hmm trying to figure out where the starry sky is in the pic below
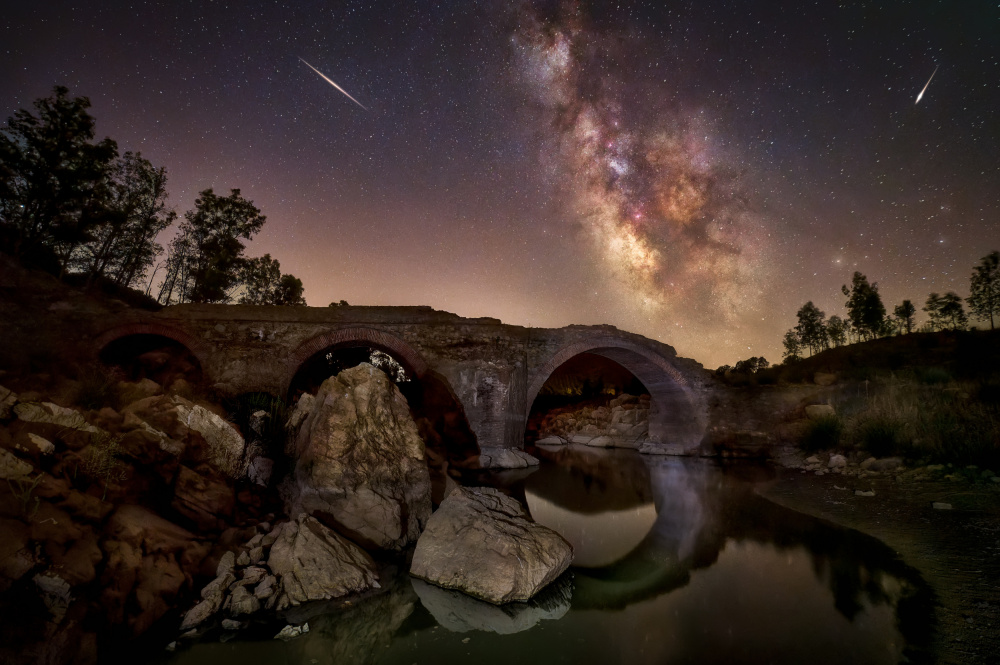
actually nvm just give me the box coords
[2,1,998,369]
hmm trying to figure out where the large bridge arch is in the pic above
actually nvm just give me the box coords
[526,336,706,450]
[283,326,431,397]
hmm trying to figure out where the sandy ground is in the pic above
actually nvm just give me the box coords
[759,468,1000,664]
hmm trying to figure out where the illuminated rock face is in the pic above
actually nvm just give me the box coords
[410,487,573,604]
[288,363,432,551]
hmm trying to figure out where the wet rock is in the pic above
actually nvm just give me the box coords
[221,618,243,631]
[535,436,564,445]
[267,514,379,608]
[180,595,223,631]
[410,487,573,604]
[804,404,835,420]
[412,575,572,634]
[288,364,431,550]
[274,623,309,640]
[476,447,540,469]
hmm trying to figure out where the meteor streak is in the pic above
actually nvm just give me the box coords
[915,65,938,105]
[298,57,369,111]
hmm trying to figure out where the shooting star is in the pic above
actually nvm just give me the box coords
[298,57,369,111]
[915,65,938,105]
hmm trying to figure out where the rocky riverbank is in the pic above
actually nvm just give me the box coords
[761,449,1000,665]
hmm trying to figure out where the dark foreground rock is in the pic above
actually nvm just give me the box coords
[409,486,573,604]
[287,364,431,551]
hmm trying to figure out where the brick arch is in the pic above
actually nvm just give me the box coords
[526,336,704,449]
[93,322,212,371]
[284,327,430,394]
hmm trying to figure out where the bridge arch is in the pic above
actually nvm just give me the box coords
[526,336,705,449]
[94,322,212,376]
[283,326,430,396]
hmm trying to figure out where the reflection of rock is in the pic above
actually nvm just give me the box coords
[533,394,650,447]
[283,570,417,665]
[412,575,572,634]
[410,487,573,604]
[288,364,431,550]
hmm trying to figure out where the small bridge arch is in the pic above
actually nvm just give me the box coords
[526,335,705,449]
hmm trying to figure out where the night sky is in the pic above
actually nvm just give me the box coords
[3,1,998,369]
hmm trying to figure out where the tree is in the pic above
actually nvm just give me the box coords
[826,315,848,347]
[77,151,175,287]
[795,301,827,356]
[0,86,118,272]
[782,330,802,362]
[842,272,886,341]
[893,300,916,335]
[733,357,769,373]
[157,188,266,304]
[924,292,968,331]
[238,254,306,305]
[968,250,1000,330]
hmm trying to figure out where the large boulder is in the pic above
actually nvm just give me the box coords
[267,515,379,609]
[410,487,573,604]
[13,402,101,434]
[288,364,431,550]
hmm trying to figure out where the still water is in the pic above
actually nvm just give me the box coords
[162,445,933,665]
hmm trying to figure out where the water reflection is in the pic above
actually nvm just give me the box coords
[163,448,934,665]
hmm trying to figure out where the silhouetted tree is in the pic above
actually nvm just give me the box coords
[795,301,828,356]
[893,300,916,335]
[157,188,266,304]
[842,272,886,341]
[77,152,175,287]
[734,356,769,373]
[826,315,848,347]
[924,292,968,331]
[782,330,802,362]
[238,254,306,305]
[0,86,117,272]
[968,250,1000,330]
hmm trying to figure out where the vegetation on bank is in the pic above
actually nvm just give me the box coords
[0,86,306,306]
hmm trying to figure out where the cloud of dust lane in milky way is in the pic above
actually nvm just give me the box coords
[508,3,774,342]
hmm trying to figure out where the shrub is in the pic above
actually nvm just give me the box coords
[915,366,951,385]
[856,415,907,458]
[75,367,121,410]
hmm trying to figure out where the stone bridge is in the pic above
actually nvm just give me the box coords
[92,305,712,456]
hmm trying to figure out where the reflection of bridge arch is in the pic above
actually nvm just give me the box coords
[94,322,213,372]
[526,336,702,448]
[284,326,431,395]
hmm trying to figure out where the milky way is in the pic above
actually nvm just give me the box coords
[511,4,772,350]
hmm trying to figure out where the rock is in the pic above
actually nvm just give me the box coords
[33,573,73,623]
[813,372,837,386]
[869,457,903,472]
[201,571,236,602]
[0,518,34,588]
[804,404,835,420]
[855,490,876,497]
[804,455,820,464]
[274,623,309,640]
[288,364,431,550]
[216,551,236,577]
[241,566,267,585]
[0,448,32,479]
[179,596,222,631]
[534,436,564,445]
[174,402,245,478]
[171,465,234,531]
[228,585,260,616]
[932,502,953,510]
[247,456,274,486]
[221,619,243,631]
[14,402,101,434]
[827,454,847,469]
[993,477,1000,483]
[476,447,540,469]
[266,515,379,608]
[585,436,615,448]
[236,550,250,566]
[0,384,17,419]
[860,457,877,470]
[569,435,593,444]
[410,487,573,604]
[27,433,55,454]
[118,379,161,405]
[412,576,572,634]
